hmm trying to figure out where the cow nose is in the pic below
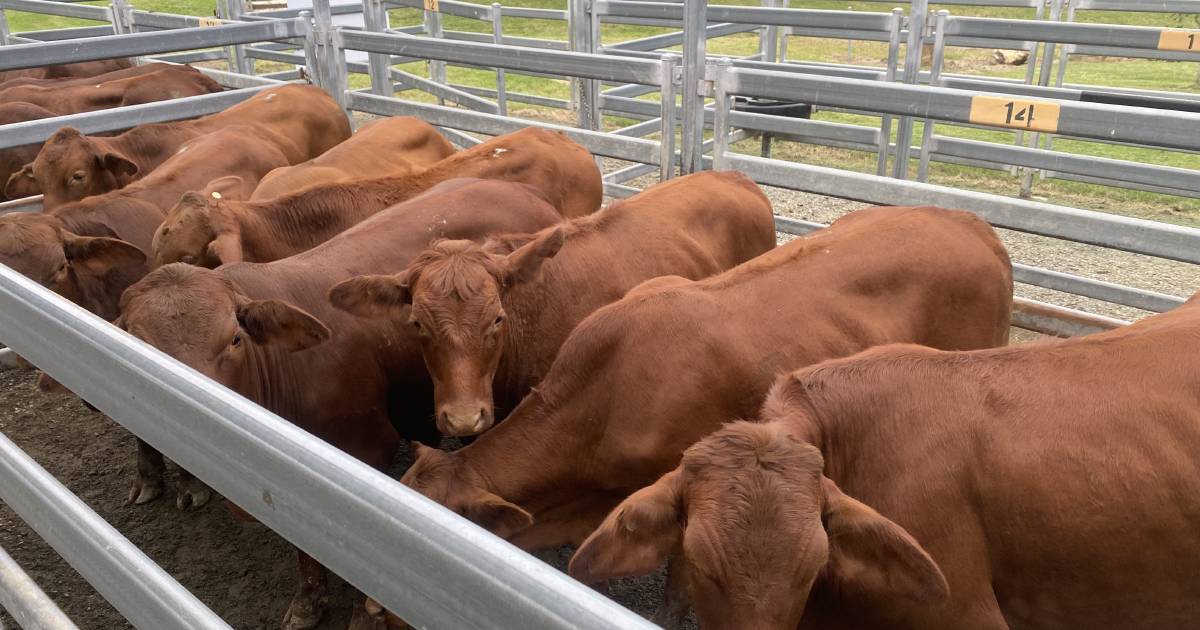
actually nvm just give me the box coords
[438,404,492,436]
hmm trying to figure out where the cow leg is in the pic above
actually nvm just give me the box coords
[651,558,690,630]
[174,465,212,511]
[126,439,166,505]
[281,549,328,630]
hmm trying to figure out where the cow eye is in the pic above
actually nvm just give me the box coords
[231,333,242,347]
[411,319,429,337]
[490,314,505,331]
[70,172,84,182]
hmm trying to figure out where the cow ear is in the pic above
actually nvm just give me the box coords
[465,488,533,540]
[821,477,949,603]
[569,469,683,584]
[202,175,246,200]
[101,151,138,180]
[62,233,146,276]
[328,273,412,317]
[235,299,331,352]
[205,202,244,266]
[502,226,564,287]
[4,163,35,198]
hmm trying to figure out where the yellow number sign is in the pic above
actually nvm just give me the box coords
[197,16,222,27]
[968,95,1061,133]
[1159,29,1200,52]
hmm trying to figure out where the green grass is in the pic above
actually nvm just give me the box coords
[10,0,1200,223]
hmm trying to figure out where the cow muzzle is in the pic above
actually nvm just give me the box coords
[436,403,494,437]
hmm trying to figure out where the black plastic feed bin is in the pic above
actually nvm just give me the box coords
[733,97,813,159]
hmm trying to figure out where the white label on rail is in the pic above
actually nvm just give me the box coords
[1159,29,1200,52]
[968,96,1061,133]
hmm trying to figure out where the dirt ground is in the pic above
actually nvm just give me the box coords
[0,364,679,630]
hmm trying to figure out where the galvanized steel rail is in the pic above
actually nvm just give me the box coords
[0,544,76,630]
[0,426,230,630]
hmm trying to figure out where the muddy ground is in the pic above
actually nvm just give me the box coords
[0,363,677,629]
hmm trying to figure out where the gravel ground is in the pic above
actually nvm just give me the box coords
[1,140,1197,630]
[0,365,684,630]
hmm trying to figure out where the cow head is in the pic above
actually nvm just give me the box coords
[153,177,246,268]
[0,213,146,320]
[118,264,331,389]
[401,442,532,539]
[569,422,948,630]
[328,227,565,437]
[20,127,139,209]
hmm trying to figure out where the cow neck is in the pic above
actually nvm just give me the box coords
[238,174,438,259]
[222,270,313,419]
[108,124,181,172]
[455,387,587,504]
[493,259,569,409]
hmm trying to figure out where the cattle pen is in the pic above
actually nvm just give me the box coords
[0,0,1198,627]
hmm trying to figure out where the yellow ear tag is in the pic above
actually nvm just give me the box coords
[210,191,222,199]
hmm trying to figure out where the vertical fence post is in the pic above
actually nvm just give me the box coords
[570,0,598,130]
[424,1,446,105]
[109,0,131,35]
[916,9,947,182]
[312,0,348,110]
[876,7,903,176]
[300,10,323,87]
[711,58,733,172]
[758,0,778,62]
[680,0,708,174]
[1020,0,1064,198]
[0,7,11,45]
[1011,0,1047,166]
[220,0,254,75]
[363,0,393,95]
[658,53,678,181]
[892,0,927,180]
[1044,0,1077,158]
[492,3,508,116]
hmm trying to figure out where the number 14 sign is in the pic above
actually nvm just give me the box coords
[968,95,1061,133]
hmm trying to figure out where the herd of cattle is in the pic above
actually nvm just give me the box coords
[1,60,1198,630]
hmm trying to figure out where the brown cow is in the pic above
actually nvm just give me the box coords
[0,62,187,96]
[0,65,221,115]
[331,171,777,436]
[392,205,1011,626]
[0,125,291,321]
[573,295,1200,629]
[0,58,132,84]
[116,178,564,630]
[250,116,455,199]
[0,102,55,201]
[9,84,350,210]
[151,127,602,268]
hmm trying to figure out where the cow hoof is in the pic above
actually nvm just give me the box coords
[281,593,325,630]
[175,485,211,511]
[125,476,165,506]
[347,599,386,630]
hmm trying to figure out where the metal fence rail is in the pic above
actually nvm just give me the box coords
[0,543,76,630]
[0,421,230,629]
